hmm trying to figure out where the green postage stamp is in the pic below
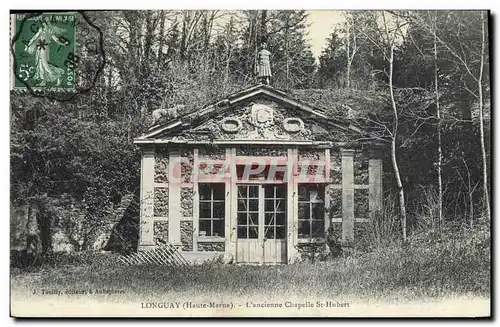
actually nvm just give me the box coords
[11,13,76,90]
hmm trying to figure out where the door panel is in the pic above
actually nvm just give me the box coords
[236,239,260,264]
[263,239,286,264]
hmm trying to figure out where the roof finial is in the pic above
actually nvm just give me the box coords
[255,42,272,85]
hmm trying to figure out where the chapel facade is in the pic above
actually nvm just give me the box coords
[134,84,383,264]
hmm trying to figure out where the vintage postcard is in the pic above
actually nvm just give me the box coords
[9,9,491,318]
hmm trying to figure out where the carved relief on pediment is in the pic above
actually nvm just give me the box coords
[282,117,304,133]
[218,101,311,141]
[221,117,243,133]
[248,103,274,128]
[170,100,314,142]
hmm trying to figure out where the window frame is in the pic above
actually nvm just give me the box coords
[263,185,287,240]
[297,184,326,239]
[237,185,260,239]
[198,183,226,238]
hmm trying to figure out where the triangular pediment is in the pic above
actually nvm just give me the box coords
[135,85,366,145]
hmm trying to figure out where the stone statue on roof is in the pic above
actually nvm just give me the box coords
[255,43,272,85]
[151,104,186,126]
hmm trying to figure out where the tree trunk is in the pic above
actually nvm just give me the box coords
[180,11,188,61]
[478,12,490,220]
[157,11,166,66]
[469,191,474,228]
[285,28,289,89]
[346,60,351,88]
[224,18,234,87]
[144,11,154,62]
[260,10,267,43]
[392,139,407,242]
[468,173,474,228]
[434,23,443,229]
[26,203,41,257]
[36,203,53,255]
[225,46,232,86]
[346,22,351,88]
[388,45,407,242]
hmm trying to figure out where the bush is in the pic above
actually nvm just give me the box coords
[352,219,490,296]
[355,195,400,252]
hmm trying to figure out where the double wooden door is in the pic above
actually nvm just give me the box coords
[236,184,287,264]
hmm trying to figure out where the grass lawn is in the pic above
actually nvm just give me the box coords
[10,224,490,317]
[11,227,490,303]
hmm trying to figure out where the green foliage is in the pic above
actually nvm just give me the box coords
[354,222,490,296]
[317,30,346,88]
[317,11,386,89]
[291,87,390,117]
[356,196,400,251]
[10,92,142,253]
[266,11,316,89]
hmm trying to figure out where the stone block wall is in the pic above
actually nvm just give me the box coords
[181,149,194,184]
[327,188,342,220]
[354,149,369,185]
[148,146,227,253]
[236,146,287,157]
[199,146,226,160]
[181,188,193,218]
[154,148,169,183]
[198,243,225,252]
[153,221,169,245]
[152,147,170,248]
[298,149,326,161]
[180,221,193,251]
[330,149,342,183]
[326,147,381,247]
[297,149,326,177]
[143,145,382,257]
[328,222,343,243]
[153,188,169,217]
[354,189,369,218]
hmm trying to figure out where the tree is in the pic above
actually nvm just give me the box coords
[317,30,346,88]
[432,13,443,228]
[235,10,316,89]
[413,11,490,220]
[400,11,444,228]
[10,93,144,253]
[355,11,409,241]
[344,12,359,88]
[317,11,386,89]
